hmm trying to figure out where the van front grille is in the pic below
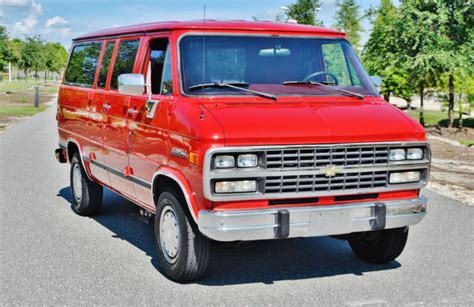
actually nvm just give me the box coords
[264,171,389,194]
[265,145,390,170]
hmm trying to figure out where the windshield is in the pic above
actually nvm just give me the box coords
[180,35,378,97]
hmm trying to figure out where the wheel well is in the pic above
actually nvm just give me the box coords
[153,175,195,220]
[67,142,79,163]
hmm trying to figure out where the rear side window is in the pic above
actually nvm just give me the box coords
[97,42,115,88]
[65,43,102,86]
[110,39,140,90]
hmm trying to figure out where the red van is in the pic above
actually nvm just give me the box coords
[56,20,430,281]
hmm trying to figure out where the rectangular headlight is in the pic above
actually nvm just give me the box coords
[214,155,235,168]
[389,149,406,161]
[237,154,258,168]
[407,148,423,160]
[389,171,421,184]
[215,180,257,193]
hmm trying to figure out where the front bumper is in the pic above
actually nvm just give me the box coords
[198,196,427,242]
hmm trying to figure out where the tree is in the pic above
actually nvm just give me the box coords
[286,0,323,26]
[0,25,11,72]
[44,42,68,81]
[8,39,23,80]
[363,0,415,104]
[439,0,473,128]
[20,36,46,80]
[333,0,363,50]
[393,1,449,127]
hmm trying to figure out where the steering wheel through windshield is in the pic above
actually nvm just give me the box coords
[303,71,339,86]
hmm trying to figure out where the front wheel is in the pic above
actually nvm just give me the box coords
[348,227,409,263]
[70,153,103,216]
[154,190,210,282]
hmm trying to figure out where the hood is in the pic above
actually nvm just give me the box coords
[203,97,425,146]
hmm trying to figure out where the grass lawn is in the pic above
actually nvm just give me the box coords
[0,80,36,93]
[407,110,473,128]
[0,105,47,117]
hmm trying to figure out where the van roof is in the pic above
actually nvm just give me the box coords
[73,20,345,42]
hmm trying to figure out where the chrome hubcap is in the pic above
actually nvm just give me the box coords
[72,164,82,201]
[159,204,180,264]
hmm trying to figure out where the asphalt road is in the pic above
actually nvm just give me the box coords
[1,105,473,306]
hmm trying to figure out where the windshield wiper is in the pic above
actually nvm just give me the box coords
[188,82,277,101]
[282,80,364,100]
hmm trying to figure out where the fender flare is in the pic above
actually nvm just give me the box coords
[151,167,199,223]
[66,138,93,181]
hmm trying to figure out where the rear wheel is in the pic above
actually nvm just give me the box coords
[154,190,210,282]
[348,227,409,263]
[70,153,103,216]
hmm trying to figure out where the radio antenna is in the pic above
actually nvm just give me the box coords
[200,4,206,120]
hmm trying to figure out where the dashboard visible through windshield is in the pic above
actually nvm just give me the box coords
[179,35,378,97]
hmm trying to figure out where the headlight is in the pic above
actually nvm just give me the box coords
[237,154,258,168]
[407,148,423,160]
[389,149,406,161]
[215,180,257,193]
[389,171,421,184]
[214,155,235,168]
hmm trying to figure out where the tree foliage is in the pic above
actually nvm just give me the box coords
[363,0,415,102]
[333,0,363,50]
[286,0,323,26]
[0,26,11,71]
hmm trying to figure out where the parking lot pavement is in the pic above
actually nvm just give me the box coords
[1,106,473,305]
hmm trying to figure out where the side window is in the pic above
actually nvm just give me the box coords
[110,39,140,90]
[161,47,173,95]
[65,42,102,86]
[322,43,361,87]
[97,41,115,88]
[147,38,173,95]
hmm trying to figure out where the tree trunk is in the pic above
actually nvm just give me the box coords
[407,99,412,110]
[383,91,390,102]
[44,70,48,83]
[419,85,425,127]
[8,62,12,82]
[24,68,28,81]
[448,73,455,128]
[458,93,463,129]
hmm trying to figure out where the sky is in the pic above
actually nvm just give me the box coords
[0,0,385,48]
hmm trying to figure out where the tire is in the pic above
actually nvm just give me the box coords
[70,153,103,216]
[154,190,210,282]
[348,227,409,263]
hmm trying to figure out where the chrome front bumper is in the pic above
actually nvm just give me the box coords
[198,197,427,242]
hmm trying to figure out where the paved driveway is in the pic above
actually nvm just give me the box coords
[1,106,473,305]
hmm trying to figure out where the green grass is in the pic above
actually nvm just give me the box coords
[0,105,47,117]
[459,139,474,147]
[0,80,36,93]
[408,110,474,128]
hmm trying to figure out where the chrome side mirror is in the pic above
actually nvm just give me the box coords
[118,74,145,96]
[370,76,382,92]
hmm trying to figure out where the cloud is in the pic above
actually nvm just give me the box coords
[31,1,42,15]
[12,13,38,33]
[46,16,68,27]
[0,0,30,6]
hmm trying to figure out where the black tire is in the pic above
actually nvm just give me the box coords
[70,153,103,216]
[154,190,210,282]
[348,227,409,263]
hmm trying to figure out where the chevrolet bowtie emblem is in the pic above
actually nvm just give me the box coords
[321,165,341,177]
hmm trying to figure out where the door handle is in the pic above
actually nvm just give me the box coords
[103,103,111,112]
[127,108,139,115]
